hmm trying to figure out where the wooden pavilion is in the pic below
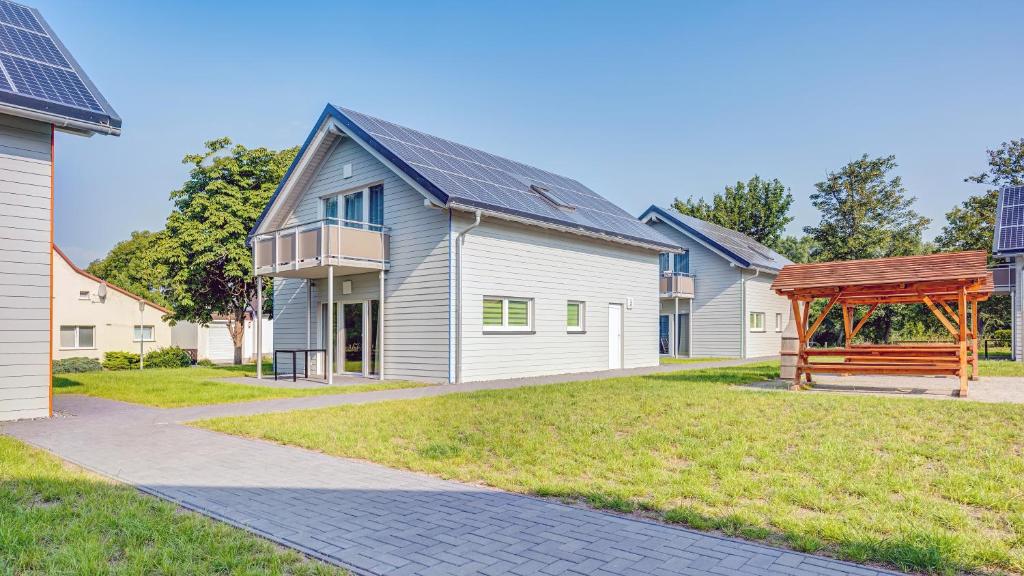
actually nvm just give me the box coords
[771,251,994,397]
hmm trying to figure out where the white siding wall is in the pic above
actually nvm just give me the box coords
[272,136,450,382]
[647,221,743,358]
[0,115,51,421]
[457,213,660,381]
[743,271,789,358]
[1016,255,1023,362]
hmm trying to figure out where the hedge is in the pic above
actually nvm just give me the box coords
[102,351,140,371]
[143,346,192,369]
[52,356,102,374]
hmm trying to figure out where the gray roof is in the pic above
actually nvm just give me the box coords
[325,105,676,249]
[640,205,792,272]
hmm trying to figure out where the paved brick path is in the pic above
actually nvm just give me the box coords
[3,361,904,576]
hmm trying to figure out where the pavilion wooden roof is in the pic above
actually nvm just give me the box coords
[772,251,994,302]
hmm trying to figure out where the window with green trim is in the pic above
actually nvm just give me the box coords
[566,301,584,331]
[482,297,533,332]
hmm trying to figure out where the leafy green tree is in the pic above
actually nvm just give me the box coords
[803,154,931,343]
[935,190,999,254]
[804,154,930,262]
[965,138,1024,188]
[672,175,793,250]
[159,138,297,364]
[86,230,170,308]
[776,235,817,264]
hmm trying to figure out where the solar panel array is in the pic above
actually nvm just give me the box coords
[0,0,110,122]
[996,185,1024,254]
[669,210,792,271]
[336,106,677,247]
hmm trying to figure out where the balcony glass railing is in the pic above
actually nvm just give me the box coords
[991,264,1016,291]
[254,218,390,275]
[660,271,695,296]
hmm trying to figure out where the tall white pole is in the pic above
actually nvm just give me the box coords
[138,303,144,370]
[673,297,679,358]
[379,269,385,381]
[256,275,263,379]
[327,266,334,385]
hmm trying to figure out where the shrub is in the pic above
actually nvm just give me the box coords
[52,356,102,374]
[143,346,193,369]
[103,351,139,371]
[991,329,1011,343]
[197,359,216,367]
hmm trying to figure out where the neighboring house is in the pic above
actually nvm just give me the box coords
[52,246,170,361]
[172,316,273,364]
[249,104,677,384]
[992,184,1023,362]
[0,1,120,421]
[639,206,792,359]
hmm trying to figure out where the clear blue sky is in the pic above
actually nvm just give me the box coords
[38,0,1024,265]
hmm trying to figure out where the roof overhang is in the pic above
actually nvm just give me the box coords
[640,205,760,269]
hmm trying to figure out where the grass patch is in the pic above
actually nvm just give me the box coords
[0,436,344,575]
[659,357,730,365]
[54,364,427,408]
[198,363,1024,574]
[979,359,1024,377]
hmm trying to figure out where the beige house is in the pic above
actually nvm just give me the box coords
[52,246,171,361]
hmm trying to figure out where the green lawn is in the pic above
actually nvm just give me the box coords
[55,365,427,408]
[979,359,1024,377]
[198,363,1024,575]
[660,357,731,365]
[0,436,343,575]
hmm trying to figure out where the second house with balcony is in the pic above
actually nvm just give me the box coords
[249,105,679,384]
[640,206,792,359]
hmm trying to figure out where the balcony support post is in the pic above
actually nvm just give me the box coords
[672,297,679,358]
[327,266,334,386]
[379,269,385,381]
[256,275,263,380]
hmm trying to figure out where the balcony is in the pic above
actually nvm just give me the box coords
[660,272,695,298]
[991,264,1016,294]
[254,218,390,278]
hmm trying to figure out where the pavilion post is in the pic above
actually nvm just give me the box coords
[790,299,805,390]
[958,287,968,397]
[841,305,852,345]
[970,299,979,380]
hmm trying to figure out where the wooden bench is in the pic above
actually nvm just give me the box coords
[799,345,972,385]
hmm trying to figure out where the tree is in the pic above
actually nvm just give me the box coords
[776,235,817,264]
[964,138,1024,188]
[803,154,931,343]
[86,230,170,308]
[672,175,793,250]
[804,154,930,262]
[159,137,297,364]
[935,190,999,254]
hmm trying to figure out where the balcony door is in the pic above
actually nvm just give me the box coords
[322,299,380,377]
[323,184,384,230]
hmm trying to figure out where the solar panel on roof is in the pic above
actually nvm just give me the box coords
[0,0,119,131]
[333,105,674,248]
[995,185,1024,254]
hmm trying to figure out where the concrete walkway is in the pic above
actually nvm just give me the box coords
[3,358,905,576]
[746,374,1024,403]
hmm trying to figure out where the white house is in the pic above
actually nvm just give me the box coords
[0,1,120,421]
[249,105,678,384]
[993,184,1023,362]
[172,316,273,364]
[52,246,171,361]
[639,206,792,359]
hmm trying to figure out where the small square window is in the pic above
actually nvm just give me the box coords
[567,301,585,332]
[78,290,90,300]
[775,313,782,332]
[749,312,766,332]
[133,325,155,342]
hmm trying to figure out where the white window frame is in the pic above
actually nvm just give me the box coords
[132,325,156,342]
[78,290,90,300]
[566,300,586,333]
[775,312,783,332]
[321,182,384,226]
[749,312,766,333]
[482,296,534,333]
[60,325,95,350]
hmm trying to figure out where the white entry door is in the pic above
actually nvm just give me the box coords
[608,304,623,369]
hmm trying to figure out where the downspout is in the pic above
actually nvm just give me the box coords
[739,267,760,359]
[455,210,482,384]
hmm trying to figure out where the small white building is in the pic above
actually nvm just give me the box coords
[0,1,120,421]
[52,246,172,360]
[993,184,1023,362]
[250,105,677,384]
[172,316,273,364]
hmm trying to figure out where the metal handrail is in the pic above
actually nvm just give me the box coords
[255,218,392,238]
[661,270,694,277]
